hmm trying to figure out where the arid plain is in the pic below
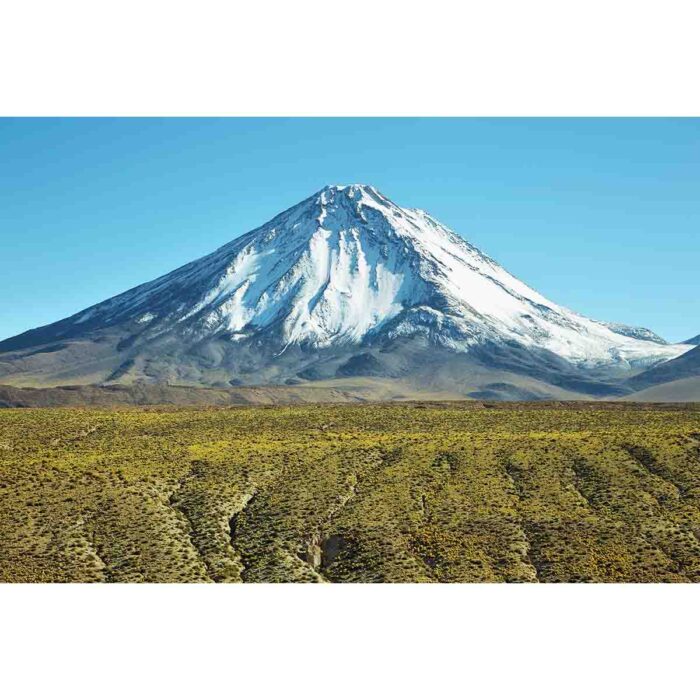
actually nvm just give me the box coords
[2,402,699,583]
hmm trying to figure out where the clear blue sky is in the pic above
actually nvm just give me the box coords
[1,118,698,343]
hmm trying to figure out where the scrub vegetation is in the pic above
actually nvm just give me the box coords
[1,402,699,583]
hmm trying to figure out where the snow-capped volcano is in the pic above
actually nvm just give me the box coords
[0,184,690,393]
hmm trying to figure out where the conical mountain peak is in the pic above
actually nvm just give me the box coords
[313,183,395,218]
[0,186,690,390]
[318,183,381,197]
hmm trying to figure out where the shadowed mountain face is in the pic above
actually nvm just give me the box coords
[0,185,692,397]
[683,334,700,346]
[628,344,700,393]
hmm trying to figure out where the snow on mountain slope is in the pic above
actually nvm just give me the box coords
[598,322,668,345]
[0,184,690,386]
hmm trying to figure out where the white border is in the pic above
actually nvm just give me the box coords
[1,0,699,116]
[2,583,698,698]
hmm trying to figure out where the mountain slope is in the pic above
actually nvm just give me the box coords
[627,344,700,393]
[625,377,700,402]
[0,184,690,394]
[599,322,667,344]
[682,334,700,346]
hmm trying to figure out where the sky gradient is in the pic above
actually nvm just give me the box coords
[1,118,698,343]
